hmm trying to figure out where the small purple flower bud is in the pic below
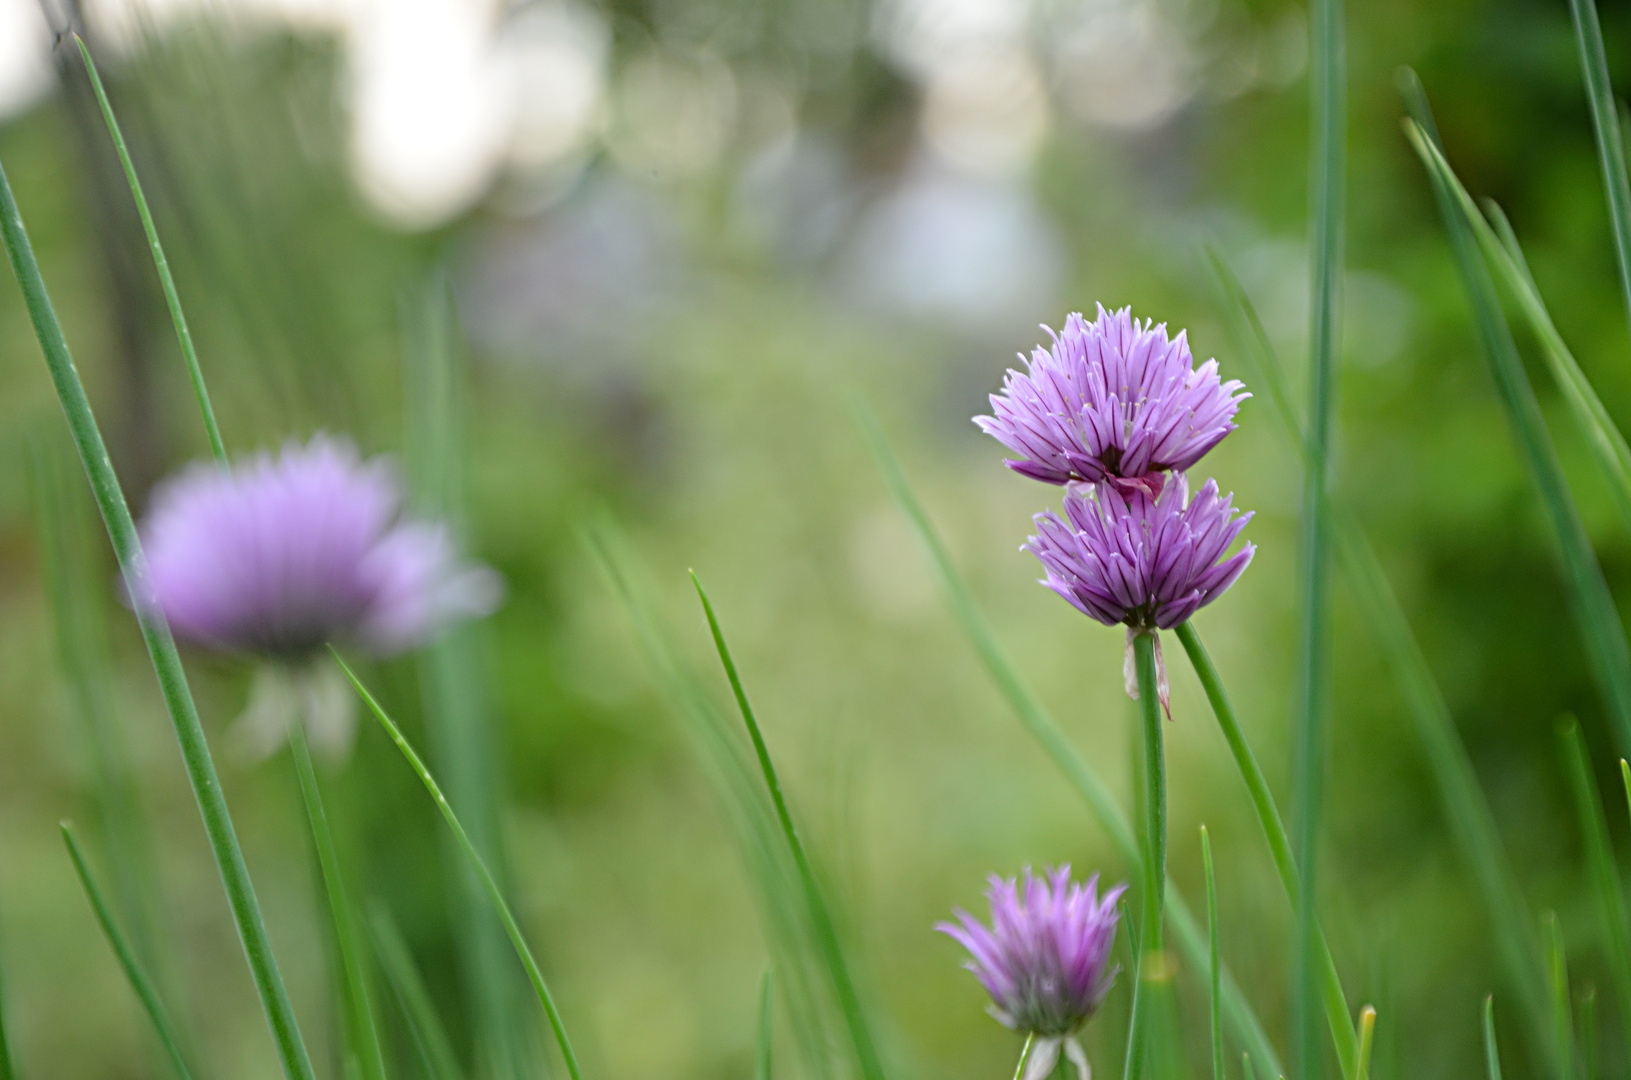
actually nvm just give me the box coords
[938,866,1126,1040]
[139,435,501,659]
[975,305,1248,492]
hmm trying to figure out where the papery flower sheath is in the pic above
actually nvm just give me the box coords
[976,305,1248,494]
[1026,474,1254,707]
[939,866,1126,1080]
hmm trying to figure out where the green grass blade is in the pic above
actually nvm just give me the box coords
[1405,90,1631,798]
[368,903,466,1080]
[1484,997,1504,1080]
[1297,0,1344,1074]
[288,725,386,1080]
[1133,632,1166,962]
[72,35,225,465]
[61,823,194,1080]
[1176,622,1357,1076]
[331,651,582,1080]
[584,521,841,1079]
[1209,236,1559,1074]
[0,146,316,1080]
[1543,914,1576,1080]
[28,434,164,974]
[1121,947,1145,1080]
[1202,827,1222,1080]
[1576,985,1596,1080]
[1566,0,1631,350]
[1556,721,1631,1039]
[859,409,1285,1080]
[403,276,534,1080]
[755,971,773,1080]
[1012,1033,1036,1080]
[690,574,887,1080]
[1354,1008,1374,1080]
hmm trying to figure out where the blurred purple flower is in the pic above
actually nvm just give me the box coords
[1026,474,1253,709]
[939,866,1125,1080]
[140,436,501,659]
[976,305,1247,493]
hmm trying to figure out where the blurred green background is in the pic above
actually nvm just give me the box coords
[2,0,1631,1077]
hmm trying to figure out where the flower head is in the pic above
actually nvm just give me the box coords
[139,436,501,659]
[939,867,1125,1079]
[975,305,1248,493]
[1026,474,1254,634]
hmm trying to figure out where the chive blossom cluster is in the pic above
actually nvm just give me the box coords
[978,305,1255,709]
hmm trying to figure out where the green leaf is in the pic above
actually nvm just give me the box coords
[71,35,225,465]
[1209,235,1559,1078]
[1175,622,1358,1077]
[0,135,316,1080]
[62,823,194,1080]
[368,902,466,1080]
[1566,0,1631,351]
[1543,914,1576,1080]
[288,725,386,1080]
[690,573,887,1080]
[332,652,583,1080]
[1484,997,1505,1080]
[858,408,1284,1080]
[1556,721,1631,1041]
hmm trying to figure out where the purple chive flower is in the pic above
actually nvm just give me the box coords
[939,867,1126,1080]
[140,436,501,659]
[975,305,1248,494]
[1026,474,1254,708]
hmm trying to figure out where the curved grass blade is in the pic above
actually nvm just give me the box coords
[1296,0,1345,1069]
[1176,622,1358,1077]
[72,34,225,465]
[691,573,887,1080]
[368,903,466,1080]
[62,823,194,1080]
[1557,721,1631,1040]
[858,408,1285,1080]
[0,147,316,1080]
[1484,997,1505,1080]
[1202,827,1222,1080]
[755,971,774,1080]
[1566,0,1631,351]
[288,725,386,1080]
[331,651,582,1080]
[1211,236,1560,1077]
[584,521,841,1080]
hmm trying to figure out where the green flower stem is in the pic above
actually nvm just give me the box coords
[288,724,386,1080]
[330,649,584,1080]
[62,823,194,1080]
[1133,633,1165,959]
[691,574,887,1080]
[0,154,316,1080]
[1175,621,1358,1078]
[72,35,225,466]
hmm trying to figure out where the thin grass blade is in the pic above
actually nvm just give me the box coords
[1354,1008,1375,1080]
[72,35,224,465]
[368,903,467,1080]
[1012,1033,1036,1080]
[1296,0,1345,1072]
[1215,204,1566,1077]
[1202,826,1222,1080]
[584,521,840,1079]
[1543,914,1576,1080]
[331,651,582,1080]
[1484,997,1504,1080]
[1556,720,1631,1039]
[1566,0,1631,351]
[1576,985,1596,1080]
[0,144,316,1080]
[403,277,535,1080]
[858,408,1284,1080]
[755,971,774,1080]
[289,725,387,1080]
[62,823,193,1080]
[1176,622,1357,1076]
[690,573,887,1080]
